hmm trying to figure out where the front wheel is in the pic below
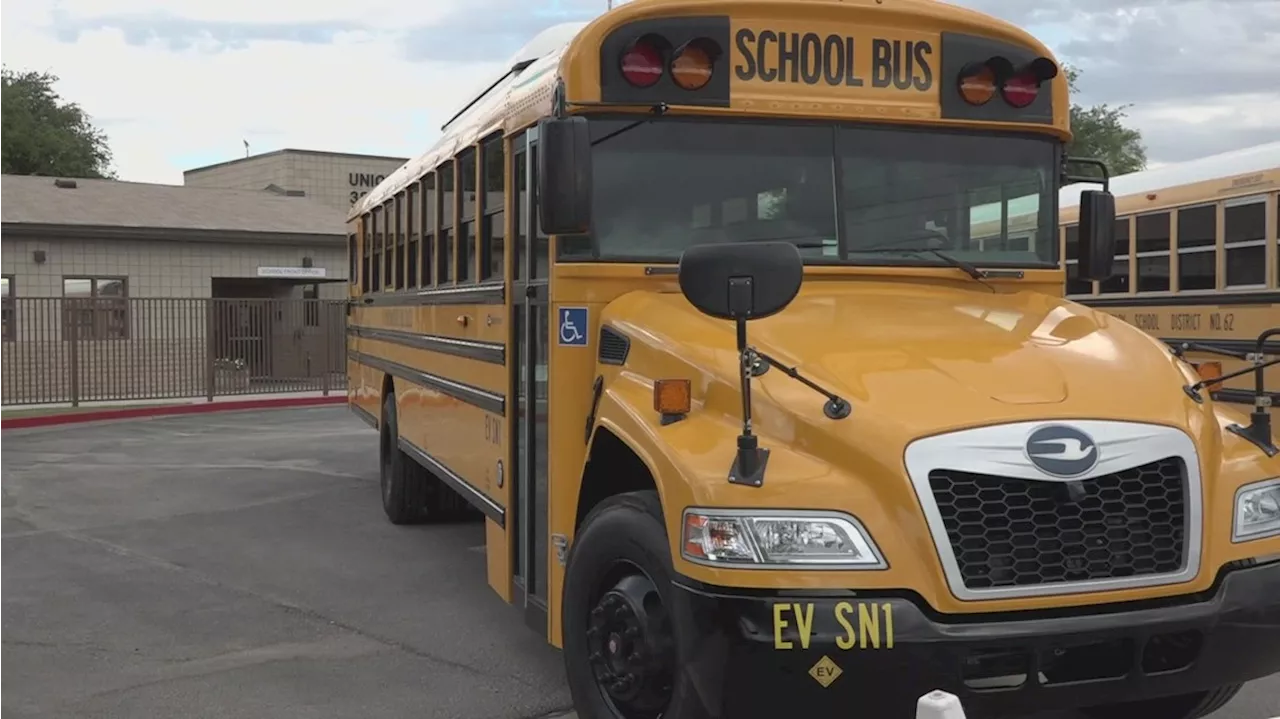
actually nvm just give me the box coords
[561,491,708,719]
[1082,684,1242,719]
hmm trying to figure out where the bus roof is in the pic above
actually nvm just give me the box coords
[1059,140,1280,210]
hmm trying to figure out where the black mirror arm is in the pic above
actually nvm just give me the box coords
[1063,156,1112,192]
[1171,341,1248,361]
[750,348,852,420]
[1186,356,1280,397]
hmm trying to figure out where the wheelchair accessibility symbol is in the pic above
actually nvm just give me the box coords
[558,307,588,347]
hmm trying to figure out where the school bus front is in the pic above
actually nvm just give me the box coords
[346,0,1280,717]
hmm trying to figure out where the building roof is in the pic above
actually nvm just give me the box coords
[183,148,409,176]
[1,174,347,237]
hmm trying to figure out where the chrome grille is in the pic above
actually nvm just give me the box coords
[927,457,1187,590]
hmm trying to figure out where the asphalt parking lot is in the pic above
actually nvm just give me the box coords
[2,406,1277,719]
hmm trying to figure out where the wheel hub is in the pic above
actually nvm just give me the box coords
[586,572,674,715]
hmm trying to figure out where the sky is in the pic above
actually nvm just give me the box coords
[2,0,1277,184]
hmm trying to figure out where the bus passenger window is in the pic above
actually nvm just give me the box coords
[383,200,396,290]
[1177,204,1216,291]
[439,161,455,284]
[458,148,477,284]
[422,174,436,286]
[372,207,383,291]
[395,194,406,290]
[407,184,419,288]
[1224,196,1267,288]
[480,134,505,281]
[361,215,371,292]
[1100,218,1130,294]
[1063,225,1091,295]
[1135,213,1170,293]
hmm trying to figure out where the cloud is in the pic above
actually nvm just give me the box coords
[1,0,1275,184]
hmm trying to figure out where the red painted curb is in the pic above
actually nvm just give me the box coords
[1,395,347,430]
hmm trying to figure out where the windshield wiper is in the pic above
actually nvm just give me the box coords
[848,247,986,280]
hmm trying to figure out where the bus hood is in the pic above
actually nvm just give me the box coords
[604,281,1206,443]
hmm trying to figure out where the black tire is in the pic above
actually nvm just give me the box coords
[379,390,480,525]
[379,392,429,524]
[561,490,709,719]
[1082,684,1243,719]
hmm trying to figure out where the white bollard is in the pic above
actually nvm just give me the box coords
[916,689,967,719]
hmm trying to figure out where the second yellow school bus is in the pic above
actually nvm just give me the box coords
[1059,143,1280,413]
[346,1,1280,717]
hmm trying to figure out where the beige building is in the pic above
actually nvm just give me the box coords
[184,149,409,213]
[1,174,351,405]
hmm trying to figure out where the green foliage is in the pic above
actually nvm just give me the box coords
[1063,65,1147,177]
[2,67,116,179]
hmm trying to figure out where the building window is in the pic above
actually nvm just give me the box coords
[1176,204,1216,291]
[407,184,420,288]
[439,161,455,284]
[63,276,129,340]
[1063,225,1090,295]
[1224,195,1267,288]
[421,173,436,286]
[1099,217,1130,294]
[458,148,477,283]
[2,275,14,342]
[1134,212,1170,293]
[480,133,505,281]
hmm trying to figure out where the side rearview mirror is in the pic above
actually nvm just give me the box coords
[536,116,592,236]
[1077,189,1117,281]
[677,242,804,488]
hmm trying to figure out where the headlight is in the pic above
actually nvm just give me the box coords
[681,508,886,569]
[1233,478,1280,542]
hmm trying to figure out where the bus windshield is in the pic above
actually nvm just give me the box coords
[566,117,1059,268]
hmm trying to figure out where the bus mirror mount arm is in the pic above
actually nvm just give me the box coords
[1223,327,1280,457]
[1064,156,1118,283]
[676,242,806,488]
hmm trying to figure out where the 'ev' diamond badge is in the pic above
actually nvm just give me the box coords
[808,655,843,688]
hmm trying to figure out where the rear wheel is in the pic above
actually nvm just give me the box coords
[561,491,708,719]
[1082,684,1242,719]
[378,391,481,524]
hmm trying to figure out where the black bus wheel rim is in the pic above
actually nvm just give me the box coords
[585,560,675,718]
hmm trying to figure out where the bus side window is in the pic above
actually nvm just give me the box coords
[383,200,396,290]
[480,133,505,282]
[372,206,383,291]
[422,173,437,286]
[407,183,419,288]
[395,192,406,290]
[1135,212,1171,293]
[361,215,371,293]
[458,148,478,284]
[439,161,455,284]
[348,232,358,294]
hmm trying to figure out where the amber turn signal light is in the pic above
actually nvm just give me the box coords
[957,62,997,105]
[653,378,692,415]
[1192,361,1224,392]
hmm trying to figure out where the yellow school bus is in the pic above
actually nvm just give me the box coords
[345,1,1280,717]
[1059,143,1280,416]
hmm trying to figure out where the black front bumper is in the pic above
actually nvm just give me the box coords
[669,561,1280,717]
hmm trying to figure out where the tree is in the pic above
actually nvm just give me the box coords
[1064,65,1147,176]
[2,67,116,179]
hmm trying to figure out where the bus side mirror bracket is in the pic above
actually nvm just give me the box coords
[1063,156,1117,282]
[677,242,804,487]
[537,116,592,236]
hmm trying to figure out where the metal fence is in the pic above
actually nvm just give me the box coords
[1,298,348,406]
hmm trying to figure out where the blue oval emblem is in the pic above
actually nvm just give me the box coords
[1024,425,1099,478]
